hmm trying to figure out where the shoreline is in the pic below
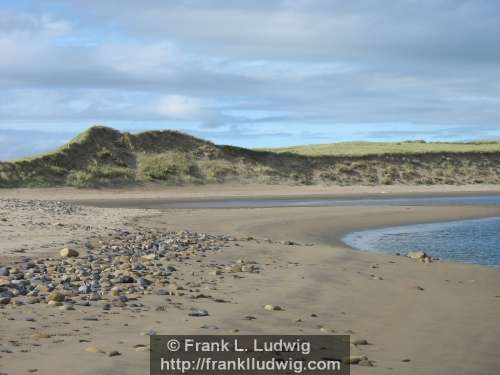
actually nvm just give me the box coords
[131,204,500,252]
[340,215,500,268]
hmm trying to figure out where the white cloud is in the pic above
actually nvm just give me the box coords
[0,10,69,39]
[94,42,179,77]
[157,95,205,120]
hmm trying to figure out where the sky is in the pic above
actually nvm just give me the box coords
[1,0,500,160]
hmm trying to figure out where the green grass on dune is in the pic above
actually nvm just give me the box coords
[3,126,500,188]
[261,140,500,156]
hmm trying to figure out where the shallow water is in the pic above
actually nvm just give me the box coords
[158,194,500,208]
[342,216,500,267]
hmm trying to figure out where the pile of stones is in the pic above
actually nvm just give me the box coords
[0,199,83,216]
[0,228,240,308]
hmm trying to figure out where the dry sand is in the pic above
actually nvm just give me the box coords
[1,184,500,375]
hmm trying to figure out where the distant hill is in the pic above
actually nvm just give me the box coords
[262,140,500,156]
[1,126,500,187]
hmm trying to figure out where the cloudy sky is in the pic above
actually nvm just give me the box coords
[1,0,500,160]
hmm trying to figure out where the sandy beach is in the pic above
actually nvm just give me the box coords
[1,185,500,375]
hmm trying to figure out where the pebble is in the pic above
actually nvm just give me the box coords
[108,350,121,357]
[264,304,283,311]
[59,247,79,258]
[189,308,209,317]
[0,267,9,276]
[0,297,10,305]
[358,359,373,366]
[352,339,369,346]
[85,346,106,354]
[32,332,51,340]
[344,355,368,364]
[0,226,246,311]
[82,316,99,321]
[47,292,65,302]
[406,250,433,263]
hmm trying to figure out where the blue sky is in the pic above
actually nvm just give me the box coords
[1,0,500,160]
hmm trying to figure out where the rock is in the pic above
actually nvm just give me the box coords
[188,308,209,317]
[344,355,367,364]
[141,254,156,261]
[60,247,79,258]
[85,346,106,354]
[27,297,41,304]
[0,267,9,276]
[241,265,257,273]
[228,265,242,273]
[32,332,51,339]
[209,269,222,276]
[78,284,91,294]
[102,303,112,310]
[264,304,283,311]
[407,250,432,262]
[47,292,65,302]
[82,316,99,321]
[108,350,121,357]
[1,289,14,299]
[0,297,11,305]
[112,300,126,308]
[352,339,369,346]
[120,275,135,283]
[137,277,151,287]
[168,283,184,291]
[358,359,373,366]
[407,250,426,259]
[154,289,169,295]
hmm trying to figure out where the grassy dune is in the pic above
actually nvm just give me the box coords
[262,140,500,156]
[2,126,500,187]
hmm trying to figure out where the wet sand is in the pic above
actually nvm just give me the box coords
[1,185,500,375]
[4,183,500,203]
